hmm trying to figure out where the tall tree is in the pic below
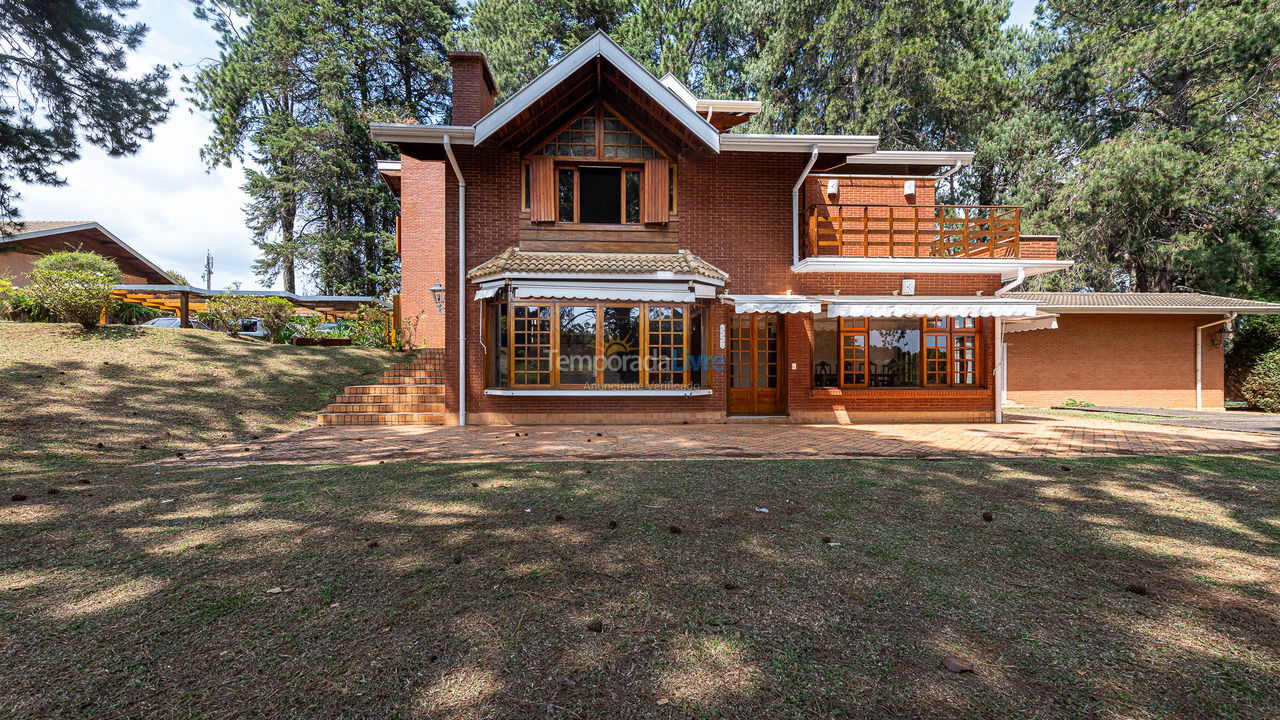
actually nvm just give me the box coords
[189,0,458,294]
[1029,0,1280,294]
[0,0,170,225]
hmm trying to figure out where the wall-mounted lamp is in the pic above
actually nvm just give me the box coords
[430,280,446,314]
[1211,326,1228,348]
[825,178,839,196]
[903,179,917,198]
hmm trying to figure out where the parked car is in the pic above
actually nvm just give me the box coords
[314,322,349,333]
[140,317,213,331]
[238,318,269,339]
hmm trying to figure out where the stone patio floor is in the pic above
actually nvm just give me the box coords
[155,411,1280,466]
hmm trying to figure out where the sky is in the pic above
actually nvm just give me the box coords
[12,0,1041,292]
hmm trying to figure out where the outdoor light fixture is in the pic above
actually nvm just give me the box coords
[430,280,446,314]
[1211,326,1228,348]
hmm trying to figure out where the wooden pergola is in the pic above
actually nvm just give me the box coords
[110,284,389,327]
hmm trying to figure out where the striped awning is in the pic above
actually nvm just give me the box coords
[722,295,824,314]
[820,296,1041,319]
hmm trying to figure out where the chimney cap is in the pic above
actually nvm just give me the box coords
[446,51,497,96]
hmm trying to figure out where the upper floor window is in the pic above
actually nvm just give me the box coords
[523,106,673,225]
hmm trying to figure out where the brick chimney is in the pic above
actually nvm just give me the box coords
[447,51,497,125]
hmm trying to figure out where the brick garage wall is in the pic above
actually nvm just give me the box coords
[413,143,1006,424]
[399,157,447,348]
[1005,313,1226,409]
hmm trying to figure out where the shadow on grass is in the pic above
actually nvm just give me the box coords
[0,324,397,479]
[1,456,1277,717]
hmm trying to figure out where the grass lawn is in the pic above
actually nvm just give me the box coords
[0,322,399,479]
[3,456,1278,718]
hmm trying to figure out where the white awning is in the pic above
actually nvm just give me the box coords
[1003,313,1059,333]
[820,295,1041,318]
[723,294,824,314]
[509,279,703,303]
[473,283,502,300]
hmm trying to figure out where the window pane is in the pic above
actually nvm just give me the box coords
[688,305,705,387]
[602,306,641,385]
[578,167,622,223]
[841,333,866,386]
[491,302,509,387]
[624,170,641,223]
[558,168,574,222]
[925,334,949,385]
[813,317,838,387]
[558,306,598,385]
[867,319,920,387]
[522,163,530,210]
[952,334,978,385]
[512,305,552,385]
[647,306,685,385]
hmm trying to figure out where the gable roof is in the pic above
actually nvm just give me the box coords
[1006,292,1280,314]
[473,32,722,151]
[1,221,173,284]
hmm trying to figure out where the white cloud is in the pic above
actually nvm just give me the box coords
[11,0,281,291]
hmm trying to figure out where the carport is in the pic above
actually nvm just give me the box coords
[110,284,389,328]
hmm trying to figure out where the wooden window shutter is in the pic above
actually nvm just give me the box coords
[643,158,670,223]
[528,156,556,222]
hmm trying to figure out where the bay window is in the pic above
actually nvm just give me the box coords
[486,299,706,389]
[814,316,983,389]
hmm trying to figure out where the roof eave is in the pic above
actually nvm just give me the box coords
[5,222,174,283]
[369,124,476,144]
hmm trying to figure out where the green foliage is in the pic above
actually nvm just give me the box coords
[0,0,171,223]
[346,305,396,349]
[1226,315,1280,400]
[165,269,191,285]
[1239,348,1280,413]
[257,297,295,342]
[24,251,122,328]
[0,275,14,319]
[188,0,458,295]
[109,300,162,325]
[205,294,298,343]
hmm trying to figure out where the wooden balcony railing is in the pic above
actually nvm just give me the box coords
[805,204,1022,259]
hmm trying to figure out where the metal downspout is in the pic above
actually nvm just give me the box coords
[443,135,467,426]
[793,145,820,266]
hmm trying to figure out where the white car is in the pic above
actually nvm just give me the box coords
[238,318,270,338]
[140,317,213,331]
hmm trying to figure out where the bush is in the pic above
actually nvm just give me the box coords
[0,276,14,319]
[1239,348,1280,413]
[109,300,161,325]
[205,294,296,342]
[1225,315,1280,401]
[24,251,122,328]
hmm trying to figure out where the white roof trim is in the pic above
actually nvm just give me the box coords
[658,73,762,117]
[376,159,401,172]
[821,296,1041,319]
[472,32,721,151]
[723,294,824,314]
[792,257,1074,281]
[368,124,475,144]
[720,133,879,155]
[510,279,697,303]
[1033,305,1279,315]
[466,270,725,287]
[5,222,173,283]
[843,150,975,166]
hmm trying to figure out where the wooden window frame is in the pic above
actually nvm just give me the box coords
[524,103,675,227]
[498,299,697,389]
[836,316,983,389]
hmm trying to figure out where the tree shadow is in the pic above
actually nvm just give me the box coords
[1,456,1277,717]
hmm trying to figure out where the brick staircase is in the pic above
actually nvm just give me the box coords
[318,348,448,426]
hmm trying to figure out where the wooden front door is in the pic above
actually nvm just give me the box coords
[728,313,783,415]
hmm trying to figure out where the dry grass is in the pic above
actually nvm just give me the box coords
[0,322,399,479]
[2,456,1278,718]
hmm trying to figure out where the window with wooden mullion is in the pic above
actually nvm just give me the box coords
[646,306,687,386]
[839,316,869,388]
[510,304,553,387]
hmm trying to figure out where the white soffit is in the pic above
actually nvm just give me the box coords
[723,294,823,314]
[368,124,475,144]
[658,73,762,115]
[509,279,699,303]
[821,296,1041,319]
[720,133,879,155]
[791,257,1075,281]
[842,150,975,166]
[472,32,721,151]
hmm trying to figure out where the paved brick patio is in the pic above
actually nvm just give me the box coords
[155,411,1280,466]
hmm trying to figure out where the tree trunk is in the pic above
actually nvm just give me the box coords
[281,190,297,294]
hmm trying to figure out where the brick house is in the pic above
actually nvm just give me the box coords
[358,33,1280,426]
[1,221,172,286]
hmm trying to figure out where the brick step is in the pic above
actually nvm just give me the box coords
[379,375,446,385]
[341,384,445,396]
[334,392,444,404]
[323,402,446,413]
[382,368,447,378]
[392,362,446,370]
[318,412,446,426]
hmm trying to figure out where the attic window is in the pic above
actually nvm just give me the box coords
[540,115,596,156]
[602,113,659,158]
[538,107,658,159]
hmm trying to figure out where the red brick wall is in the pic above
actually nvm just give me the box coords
[1005,313,1226,409]
[406,144,1006,423]
[399,158,446,348]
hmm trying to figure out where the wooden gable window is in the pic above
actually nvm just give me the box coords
[526,105,673,225]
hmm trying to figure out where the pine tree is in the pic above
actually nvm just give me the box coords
[0,0,171,224]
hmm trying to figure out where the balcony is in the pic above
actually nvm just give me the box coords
[804,204,1022,259]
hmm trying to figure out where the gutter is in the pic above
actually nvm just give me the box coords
[995,267,1026,295]
[443,135,467,426]
[1196,314,1234,411]
[793,145,820,266]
